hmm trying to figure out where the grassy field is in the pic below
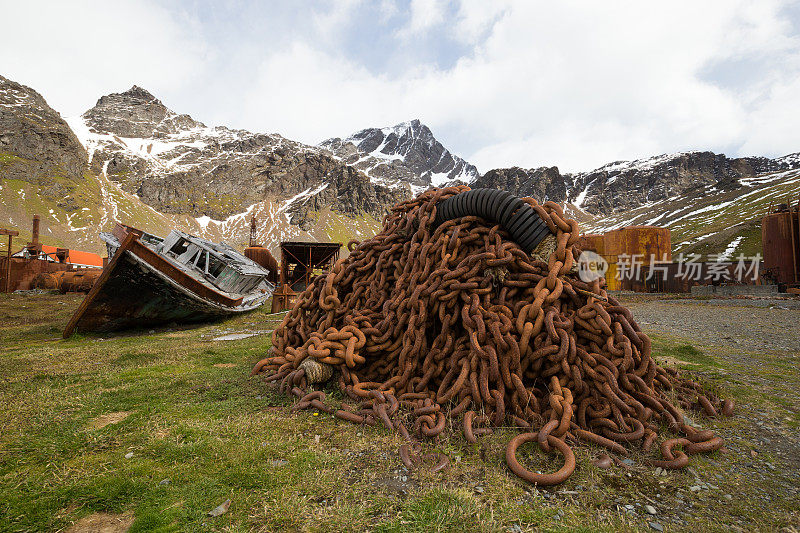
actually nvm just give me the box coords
[0,293,797,532]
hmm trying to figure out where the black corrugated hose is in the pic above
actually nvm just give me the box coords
[433,189,553,254]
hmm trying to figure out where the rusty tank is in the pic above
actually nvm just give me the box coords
[576,233,606,255]
[603,226,672,264]
[59,270,102,293]
[244,246,279,284]
[762,200,800,286]
[32,271,65,291]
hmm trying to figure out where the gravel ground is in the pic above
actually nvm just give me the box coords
[625,296,800,355]
[618,294,800,530]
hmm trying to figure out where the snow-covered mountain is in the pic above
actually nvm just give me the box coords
[2,72,799,260]
[1,78,403,255]
[321,119,479,193]
[574,161,800,258]
[70,85,404,224]
[475,151,800,257]
[566,150,798,215]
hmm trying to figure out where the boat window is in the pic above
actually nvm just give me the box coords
[170,239,189,256]
[193,249,207,271]
[207,256,226,278]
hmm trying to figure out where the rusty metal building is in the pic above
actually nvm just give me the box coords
[577,226,672,291]
[0,215,104,293]
[575,223,770,292]
[762,199,800,288]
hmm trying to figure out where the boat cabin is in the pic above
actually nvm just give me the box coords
[159,231,268,295]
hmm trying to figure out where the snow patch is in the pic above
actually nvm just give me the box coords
[718,236,744,261]
[573,180,594,208]
[590,152,697,175]
[195,215,220,228]
[429,172,451,187]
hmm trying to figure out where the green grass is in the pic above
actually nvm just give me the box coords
[0,152,25,165]
[651,342,722,368]
[0,294,797,532]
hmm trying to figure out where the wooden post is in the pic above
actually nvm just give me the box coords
[306,246,311,289]
[1,229,19,293]
[5,234,10,293]
[279,244,286,288]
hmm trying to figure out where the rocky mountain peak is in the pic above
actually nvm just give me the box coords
[321,119,479,190]
[472,166,566,204]
[122,85,158,101]
[83,85,204,139]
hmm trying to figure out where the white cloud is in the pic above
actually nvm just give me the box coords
[740,72,800,156]
[239,42,408,140]
[2,0,798,174]
[235,0,800,172]
[0,0,209,116]
[311,0,364,44]
[396,0,447,39]
[378,0,400,22]
[451,0,511,44]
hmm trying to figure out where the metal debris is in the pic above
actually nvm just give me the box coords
[207,499,231,517]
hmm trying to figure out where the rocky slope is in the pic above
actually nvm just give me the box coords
[567,151,799,215]
[1,78,396,255]
[472,166,566,204]
[0,75,88,209]
[73,86,405,224]
[3,73,799,259]
[321,119,479,192]
[478,151,800,257]
[477,151,800,217]
[576,163,800,258]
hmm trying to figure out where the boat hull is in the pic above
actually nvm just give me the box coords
[64,233,270,336]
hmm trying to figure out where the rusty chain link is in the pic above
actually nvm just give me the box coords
[252,186,734,484]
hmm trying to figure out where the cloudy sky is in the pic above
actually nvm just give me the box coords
[2,0,799,173]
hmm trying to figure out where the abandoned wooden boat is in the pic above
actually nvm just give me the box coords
[64,224,275,336]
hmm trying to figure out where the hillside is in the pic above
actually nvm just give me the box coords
[1,78,391,255]
[480,152,800,258]
[574,163,800,258]
[2,73,798,259]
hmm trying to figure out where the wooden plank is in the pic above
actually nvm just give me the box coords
[63,231,138,338]
[0,229,20,236]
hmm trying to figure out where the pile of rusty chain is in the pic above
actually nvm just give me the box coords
[252,186,734,485]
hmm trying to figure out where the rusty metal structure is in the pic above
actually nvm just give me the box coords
[244,246,279,283]
[57,270,103,293]
[762,197,800,288]
[252,187,732,486]
[243,216,279,284]
[279,241,342,291]
[249,215,258,248]
[577,226,766,293]
[270,241,341,313]
[1,226,19,293]
[0,215,104,293]
[29,270,101,293]
[578,226,672,292]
